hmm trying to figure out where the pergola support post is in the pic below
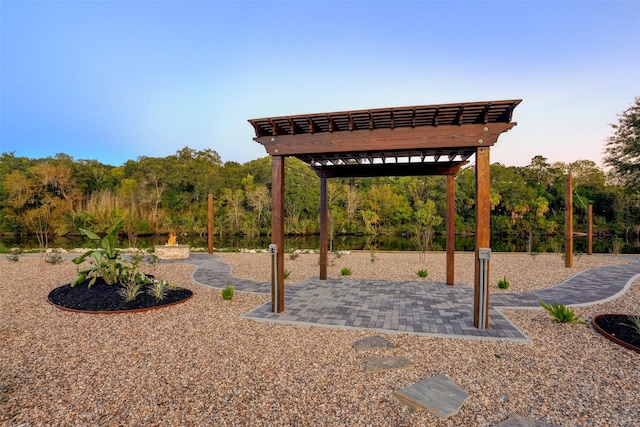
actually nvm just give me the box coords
[446,175,455,286]
[319,176,328,280]
[207,193,214,254]
[565,174,573,268]
[271,156,285,313]
[474,147,491,329]
[587,204,593,255]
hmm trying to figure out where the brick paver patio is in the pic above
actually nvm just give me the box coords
[167,254,640,343]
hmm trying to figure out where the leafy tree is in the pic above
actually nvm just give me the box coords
[2,163,80,248]
[604,97,640,186]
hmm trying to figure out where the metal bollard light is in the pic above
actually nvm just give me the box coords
[269,244,278,313]
[478,248,491,329]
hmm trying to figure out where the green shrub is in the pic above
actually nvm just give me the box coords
[45,251,64,265]
[416,269,428,278]
[539,300,585,324]
[611,238,624,255]
[7,248,22,262]
[497,276,510,289]
[222,282,235,300]
[340,267,352,276]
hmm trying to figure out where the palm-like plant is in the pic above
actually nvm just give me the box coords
[71,219,124,287]
[539,300,585,324]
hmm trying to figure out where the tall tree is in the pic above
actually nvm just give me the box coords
[604,97,640,186]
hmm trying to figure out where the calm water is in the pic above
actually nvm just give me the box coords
[2,233,639,254]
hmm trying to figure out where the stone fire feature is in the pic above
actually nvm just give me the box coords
[155,234,189,259]
[154,244,190,259]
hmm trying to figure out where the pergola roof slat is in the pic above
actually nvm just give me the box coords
[249,99,520,176]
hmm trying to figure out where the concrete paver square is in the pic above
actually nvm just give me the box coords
[393,374,470,418]
[352,335,395,351]
[362,356,413,373]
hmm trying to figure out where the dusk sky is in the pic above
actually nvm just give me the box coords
[2,1,639,168]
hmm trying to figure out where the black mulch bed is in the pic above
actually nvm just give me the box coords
[48,278,193,312]
[593,314,640,351]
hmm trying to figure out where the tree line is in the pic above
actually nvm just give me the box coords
[1,97,638,250]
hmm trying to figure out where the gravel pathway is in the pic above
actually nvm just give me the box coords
[1,252,638,426]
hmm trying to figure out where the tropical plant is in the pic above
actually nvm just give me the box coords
[539,300,585,324]
[71,219,124,287]
[497,276,510,289]
[626,315,640,334]
[222,282,235,300]
[340,267,352,276]
[416,269,428,278]
[146,279,171,301]
[118,283,144,302]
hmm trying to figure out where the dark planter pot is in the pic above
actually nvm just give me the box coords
[592,314,640,354]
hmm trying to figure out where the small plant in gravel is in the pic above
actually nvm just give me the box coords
[222,282,235,300]
[497,276,510,289]
[539,300,585,324]
[45,250,64,265]
[416,269,428,278]
[7,248,22,262]
[283,269,291,279]
[370,252,377,263]
[340,267,352,276]
[289,253,300,261]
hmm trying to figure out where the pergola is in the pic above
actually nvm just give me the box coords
[249,99,521,328]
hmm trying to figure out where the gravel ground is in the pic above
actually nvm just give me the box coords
[1,252,638,426]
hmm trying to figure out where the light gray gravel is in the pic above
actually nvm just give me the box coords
[1,253,638,426]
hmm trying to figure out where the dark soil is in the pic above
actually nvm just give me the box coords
[48,278,193,312]
[593,314,640,350]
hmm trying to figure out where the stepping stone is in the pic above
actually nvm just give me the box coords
[352,335,395,351]
[363,356,414,373]
[493,415,557,427]
[393,374,470,418]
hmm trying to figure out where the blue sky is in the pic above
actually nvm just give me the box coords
[1,1,639,167]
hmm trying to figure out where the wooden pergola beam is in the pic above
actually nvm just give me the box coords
[312,162,466,179]
[255,123,515,157]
